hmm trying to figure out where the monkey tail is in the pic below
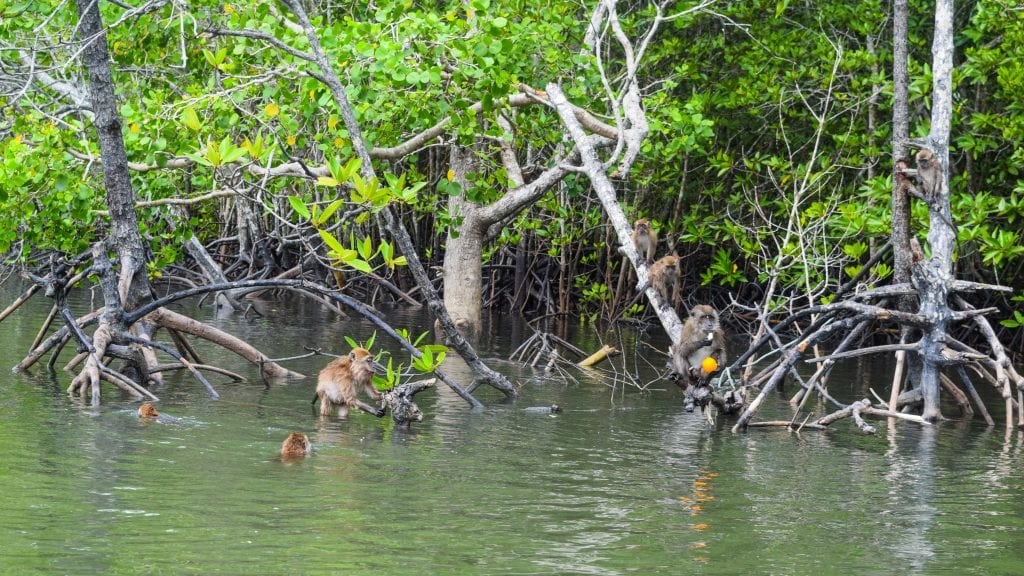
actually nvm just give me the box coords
[311,392,319,405]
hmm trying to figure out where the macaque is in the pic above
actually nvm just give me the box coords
[649,255,681,308]
[668,304,726,390]
[632,218,657,263]
[138,402,160,419]
[280,432,312,459]
[914,148,941,199]
[313,347,386,418]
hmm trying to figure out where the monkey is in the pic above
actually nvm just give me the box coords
[668,304,726,391]
[280,432,312,460]
[914,148,941,199]
[138,402,160,419]
[312,347,386,418]
[632,218,657,264]
[910,237,924,263]
[904,148,958,240]
[648,255,681,308]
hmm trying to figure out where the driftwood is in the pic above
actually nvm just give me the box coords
[578,345,618,367]
[381,379,434,427]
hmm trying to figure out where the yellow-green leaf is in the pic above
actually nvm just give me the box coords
[181,107,201,131]
[349,259,372,273]
[318,229,345,254]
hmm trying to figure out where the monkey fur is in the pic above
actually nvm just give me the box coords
[632,218,657,264]
[138,402,160,419]
[668,304,726,390]
[280,432,312,459]
[649,255,681,308]
[313,347,386,418]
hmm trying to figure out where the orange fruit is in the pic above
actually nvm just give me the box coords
[701,356,718,374]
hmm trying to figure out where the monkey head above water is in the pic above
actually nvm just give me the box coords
[313,346,386,418]
[280,432,312,460]
[668,304,726,390]
[138,402,160,419]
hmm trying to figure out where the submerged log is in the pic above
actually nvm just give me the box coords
[577,345,618,367]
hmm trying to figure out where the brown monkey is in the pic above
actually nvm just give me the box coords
[668,304,726,390]
[914,148,941,199]
[649,255,681,308]
[632,218,657,263]
[313,347,386,418]
[280,432,312,459]
[138,402,160,419]
[912,148,958,239]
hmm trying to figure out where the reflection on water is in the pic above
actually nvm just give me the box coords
[0,286,1021,575]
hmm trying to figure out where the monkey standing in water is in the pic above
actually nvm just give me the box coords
[668,304,726,391]
[649,255,681,309]
[313,347,386,418]
[632,218,657,264]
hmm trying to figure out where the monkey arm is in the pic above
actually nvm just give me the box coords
[351,398,386,418]
[676,337,713,358]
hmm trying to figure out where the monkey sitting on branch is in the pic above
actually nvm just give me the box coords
[313,346,386,418]
[668,304,726,391]
[632,218,658,264]
[649,255,682,309]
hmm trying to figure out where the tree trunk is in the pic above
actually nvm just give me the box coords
[74,0,150,312]
[443,145,486,334]
[891,0,912,285]
[546,84,684,344]
[914,0,956,422]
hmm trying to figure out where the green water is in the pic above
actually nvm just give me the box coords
[0,289,1022,575]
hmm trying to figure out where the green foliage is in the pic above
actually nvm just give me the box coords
[701,249,745,288]
[4,0,1024,324]
[1000,294,1024,329]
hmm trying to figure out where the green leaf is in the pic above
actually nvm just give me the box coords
[348,259,372,273]
[181,107,201,132]
[318,229,345,254]
[288,195,310,220]
[320,199,345,222]
[357,235,374,260]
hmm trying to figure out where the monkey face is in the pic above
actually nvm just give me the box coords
[349,348,375,378]
[700,315,715,332]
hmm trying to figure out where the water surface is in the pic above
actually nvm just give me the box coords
[0,286,1021,575]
